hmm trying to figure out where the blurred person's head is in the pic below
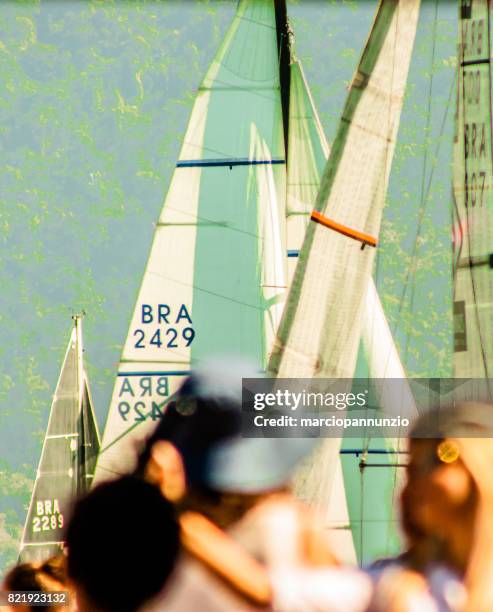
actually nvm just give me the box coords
[2,556,69,612]
[401,437,477,570]
[401,402,493,577]
[66,476,179,612]
[136,357,315,528]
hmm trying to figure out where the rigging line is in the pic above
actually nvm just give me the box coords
[161,204,278,242]
[404,0,440,367]
[359,448,366,566]
[238,14,276,31]
[180,140,279,163]
[360,4,403,556]
[361,5,399,460]
[386,0,442,556]
[451,53,464,298]
[198,85,278,93]
[362,0,401,462]
[386,72,455,373]
[384,0,413,558]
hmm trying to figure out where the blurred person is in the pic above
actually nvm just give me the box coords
[254,401,493,612]
[369,401,493,611]
[65,475,179,612]
[136,358,342,611]
[367,567,441,612]
[1,555,72,612]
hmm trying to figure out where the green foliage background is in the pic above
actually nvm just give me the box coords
[0,0,455,574]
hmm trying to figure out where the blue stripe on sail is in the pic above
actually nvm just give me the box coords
[287,250,300,257]
[117,371,190,377]
[177,158,285,168]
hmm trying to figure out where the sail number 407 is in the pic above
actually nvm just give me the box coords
[133,303,195,349]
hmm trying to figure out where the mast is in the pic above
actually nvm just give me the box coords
[270,0,420,561]
[453,0,493,379]
[275,0,291,158]
[19,315,100,563]
[94,0,289,483]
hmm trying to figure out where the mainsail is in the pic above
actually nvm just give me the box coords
[287,46,416,565]
[270,0,420,561]
[285,53,356,560]
[19,316,100,563]
[94,0,289,482]
[453,0,493,377]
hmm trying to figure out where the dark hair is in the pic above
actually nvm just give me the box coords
[4,557,67,612]
[133,400,183,478]
[39,555,67,585]
[134,396,240,487]
[66,476,179,612]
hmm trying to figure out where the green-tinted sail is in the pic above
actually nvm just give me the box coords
[341,281,417,564]
[94,0,289,482]
[19,316,100,563]
[453,0,493,377]
[270,0,420,563]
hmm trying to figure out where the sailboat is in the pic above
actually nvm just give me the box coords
[94,0,291,483]
[279,0,493,566]
[336,0,493,563]
[15,0,478,573]
[270,0,421,565]
[92,0,418,566]
[19,315,100,563]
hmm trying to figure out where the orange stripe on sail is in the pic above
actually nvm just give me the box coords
[310,210,378,248]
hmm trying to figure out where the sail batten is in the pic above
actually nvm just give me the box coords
[177,158,285,168]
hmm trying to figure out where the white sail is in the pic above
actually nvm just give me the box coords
[284,41,417,566]
[271,0,420,379]
[270,0,420,561]
[255,130,287,358]
[94,0,288,483]
[363,280,418,424]
[285,55,354,561]
[286,58,330,284]
[453,0,493,379]
[19,316,100,563]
